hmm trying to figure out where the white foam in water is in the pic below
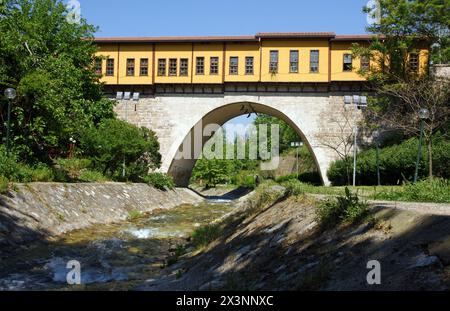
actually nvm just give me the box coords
[125,228,156,239]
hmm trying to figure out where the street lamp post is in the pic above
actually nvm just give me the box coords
[372,130,381,186]
[344,95,367,187]
[414,108,430,183]
[290,141,302,179]
[4,88,17,156]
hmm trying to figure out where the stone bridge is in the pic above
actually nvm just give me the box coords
[114,92,363,186]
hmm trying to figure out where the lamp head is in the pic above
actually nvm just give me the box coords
[4,88,16,100]
[372,130,380,139]
[419,108,430,120]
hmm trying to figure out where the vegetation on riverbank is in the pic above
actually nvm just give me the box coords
[0,1,172,190]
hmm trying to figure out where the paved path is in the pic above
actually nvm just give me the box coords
[309,194,450,216]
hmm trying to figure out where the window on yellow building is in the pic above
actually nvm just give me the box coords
[269,51,278,73]
[140,58,148,76]
[169,59,177,76]
[180,59,189,76]
[290,50,299,73]
[158,59,166,76]
[94,58,102,75]
[106,58,114,76]
[196,57,205,75]
[343,54,353,72]
[310,50,319,73]
[409,53,419,72]
[210,57,219,75]
[361,55,370,71]
[126,59,135,76]
[245,57,254,75]
[229,57,238,75]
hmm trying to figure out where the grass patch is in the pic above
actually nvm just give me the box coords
[192,223,223,248]
[280,179,450,204]
[373,178,450,203]
[0,176,9,194]
[127,210,142,221]
[316,187,369,229]
[79,170,109,182]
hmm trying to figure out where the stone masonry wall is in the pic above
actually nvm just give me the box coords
[114,93,364,185]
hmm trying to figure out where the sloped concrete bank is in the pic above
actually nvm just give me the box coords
[0,183,203,245]
[138,191,450,291]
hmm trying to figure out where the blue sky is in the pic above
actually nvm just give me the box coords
[78,0,371,38]
[77,0,371,128]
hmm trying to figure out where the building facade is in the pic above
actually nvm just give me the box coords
[93,32,429,93]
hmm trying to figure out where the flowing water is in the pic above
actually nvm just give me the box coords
[0,200,235,291]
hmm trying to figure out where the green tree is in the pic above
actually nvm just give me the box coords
[356,0,450,82]
[78,119,161,181]
[0,0,114,162]
[254,114,301,153]
[352,0,450,179]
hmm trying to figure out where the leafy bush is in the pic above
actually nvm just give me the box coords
[316,187,369,228]
[0,176,9,194]
[235,171,257,188]
[78,119,161,181]
[55,158,92,181]
[143,173,174,190]
[30,164,55,182]
[328,137,450,186]
[192,223,222,248]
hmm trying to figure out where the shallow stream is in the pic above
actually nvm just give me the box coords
[0,199,234,290]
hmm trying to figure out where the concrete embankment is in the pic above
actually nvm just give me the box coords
[138,190,450,291]
[0,183,203,245]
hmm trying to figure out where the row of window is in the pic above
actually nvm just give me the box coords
[156,56,255,76]
[95,52,385,77]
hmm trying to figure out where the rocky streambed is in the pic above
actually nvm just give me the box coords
[0,199,235,290]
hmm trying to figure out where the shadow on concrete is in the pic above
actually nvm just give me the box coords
[188,186,253,202]
[140,196,450,291]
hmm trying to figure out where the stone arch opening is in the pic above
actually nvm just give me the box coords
[167,101,326,187]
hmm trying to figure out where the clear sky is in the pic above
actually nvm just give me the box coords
[77,0,372,38]
[76,0,372,130]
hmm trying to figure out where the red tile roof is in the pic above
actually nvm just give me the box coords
[93,33,383,43]
[255,32,336,38]
[93,35,257,43]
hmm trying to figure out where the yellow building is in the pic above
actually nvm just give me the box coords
[94,32,429,88]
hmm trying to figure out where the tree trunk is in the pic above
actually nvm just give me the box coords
[427,138,433,179]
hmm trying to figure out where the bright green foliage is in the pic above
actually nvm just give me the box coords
[373,178,450,203]
[0,0,114,162]
[254,114,301,153]
[142,173,175,190]
[78,119,161,181]
[0,175,9,194]
[356,0,450,81]
[316,187,369,229]
[328,137,450,186]
[78,170,108,183]
[191,158,231,188]
[235,171,257,188]
[29,164,54,181]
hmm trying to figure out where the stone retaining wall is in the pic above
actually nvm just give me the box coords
[0,183,203,244]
